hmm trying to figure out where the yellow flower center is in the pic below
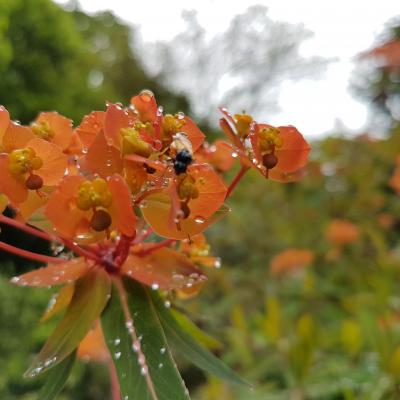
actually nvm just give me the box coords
[8,147,43,176]
[163,114,186,137]
[234,113,253,137]
[177,174,199,201]
[120,127,152,157]
[258,127,284,154]
[76,178,113,211]
[31,120,55,141]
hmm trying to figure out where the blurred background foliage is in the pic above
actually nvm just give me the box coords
[2,1,400,399]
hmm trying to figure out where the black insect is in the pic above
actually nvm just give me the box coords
[174,149,193,175]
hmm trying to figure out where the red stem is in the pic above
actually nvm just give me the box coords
[0,240,65,264]
[0,214,56,242]
[0,214,101,263]
[225,165,250,199]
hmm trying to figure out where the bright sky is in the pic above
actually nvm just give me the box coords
[57,0,399,137]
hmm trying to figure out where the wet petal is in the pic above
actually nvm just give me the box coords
[10,257,92,287]
[0,105,10,142]
[80,131,123,178]
[2,122,35,153]
[75,111,105,148]
[108,174,136,236]
[122,247,206,290]
[131,91,157,122]
[77,320,110,363]
[41,283,75,322]
[182,117,205,152]
[104,103,130,149]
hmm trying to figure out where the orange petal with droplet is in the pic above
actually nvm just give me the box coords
[104,103,131,149]
[141,193,230,239]
[10,257,92,287]
[0,105,10,142]
[122,247,206,290]
[182,117,205,152]
[131,92,157,122]
[75,111,105,148]
[108,174,136,237]
[35,112,73,151]
[80,131,123,178]
[0,154,28,203]
[186,164,227,218]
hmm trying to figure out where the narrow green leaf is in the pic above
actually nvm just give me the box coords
[151,291,249,387]
[102,279,190,400]
[171,309,222,350]
[25,269,111,378]
[38,350,76,400]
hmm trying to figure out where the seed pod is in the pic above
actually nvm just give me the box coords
[262,153,278,169]
[25,174,44,190]
[90,209,112,231]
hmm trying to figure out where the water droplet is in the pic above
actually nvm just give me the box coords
[138,354,146,365]
[164,301,171,308]
[114,351,122,360]
[176,111,185,120]
[114,338,121,346]
[124,396,129,400]
[214,258,222,268]
[194,216,205,224]
[157,105,164,116]
[125,320,133,329]
[106,159,112,167]
[141,366,148,375]
[232,151,238,158]
[132,341,140,352]
[139,89,154,102]
[151,283,159,290]
[10,277,20,283]
[160,347,166,355]
[158,363,164,369]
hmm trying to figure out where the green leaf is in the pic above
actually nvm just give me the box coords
[102,279,190,400]
[25,269,111,378]
[38,350,76,400]
[151,291,249,387]
[171,309,222,350]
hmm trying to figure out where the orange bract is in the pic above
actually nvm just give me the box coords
[325,219,360,246]
[270,249,314,276]
[122,247,206,290]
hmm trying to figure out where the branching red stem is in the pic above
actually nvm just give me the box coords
[226,165,250,199]
[0,240,65,264]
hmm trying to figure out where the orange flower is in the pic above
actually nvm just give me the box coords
[31,112,73,151]
[45,174,136,242]
[220,109,311,182]
[325,219,360,246]
[270,249,314,276]
[0,107,67,204]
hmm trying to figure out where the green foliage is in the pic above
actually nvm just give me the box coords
[0,0,188,123]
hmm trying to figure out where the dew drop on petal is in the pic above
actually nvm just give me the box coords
[194,216,205,224]
[151,283,159,290]
[140,366,148,375]
[214,258,222,268]
[10,277,20,283]
[177,111,185,120]
[232,151,238,158]
[114,351,122,360]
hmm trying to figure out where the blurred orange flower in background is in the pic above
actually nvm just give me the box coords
[270,248,314,276]
[325,219,360,246]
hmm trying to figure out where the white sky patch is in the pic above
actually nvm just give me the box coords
[56,0,399,137]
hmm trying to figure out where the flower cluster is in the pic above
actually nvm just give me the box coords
[0,90,310,397]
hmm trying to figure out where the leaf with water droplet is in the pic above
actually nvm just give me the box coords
[38,350,76,400]
[24,270,111,378]
[151,290,250,387]
[102,279,190,400]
